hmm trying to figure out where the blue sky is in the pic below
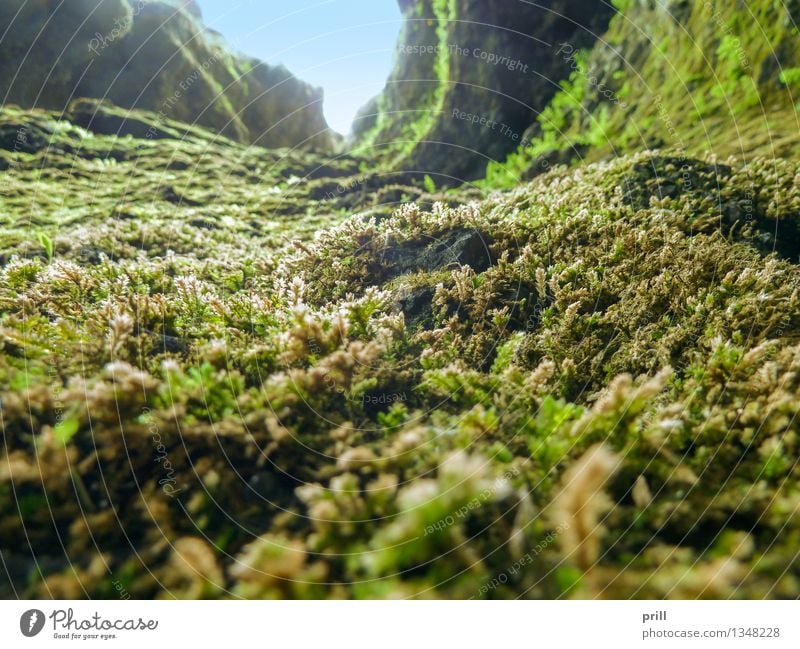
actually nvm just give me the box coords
[195,0,403,134]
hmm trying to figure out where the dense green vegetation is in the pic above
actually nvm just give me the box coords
[1,0,800,599]
[486,0,800,185]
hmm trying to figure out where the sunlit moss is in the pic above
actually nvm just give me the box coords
[2,101,799,599]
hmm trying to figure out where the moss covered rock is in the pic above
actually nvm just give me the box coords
[486,0,800,185]
[2,0,800,601]
[353,0,614,181]
[0,0,335,150]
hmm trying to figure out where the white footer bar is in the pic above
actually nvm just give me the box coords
[2,600,798,647]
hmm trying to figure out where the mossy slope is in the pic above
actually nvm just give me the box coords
[487,0,800,185]
[1,102,800,598]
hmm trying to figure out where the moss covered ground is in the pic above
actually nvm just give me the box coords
[1,97,800,599]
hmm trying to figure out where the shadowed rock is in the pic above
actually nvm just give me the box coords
[382,228,493,279]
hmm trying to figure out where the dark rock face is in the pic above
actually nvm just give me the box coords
[0,0,335,151]
[385,228,494,330]
[353,0,614,182]
[383,228,493,279]
[394,283,436,329]
[0,122,55,154]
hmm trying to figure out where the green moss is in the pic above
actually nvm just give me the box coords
[2,14,800,599]
[780,67,800,87]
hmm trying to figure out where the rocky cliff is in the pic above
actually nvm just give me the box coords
[486,0,800,184]
[353,0,615,181]
[0,0,336,150]
[356,0,800,185]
